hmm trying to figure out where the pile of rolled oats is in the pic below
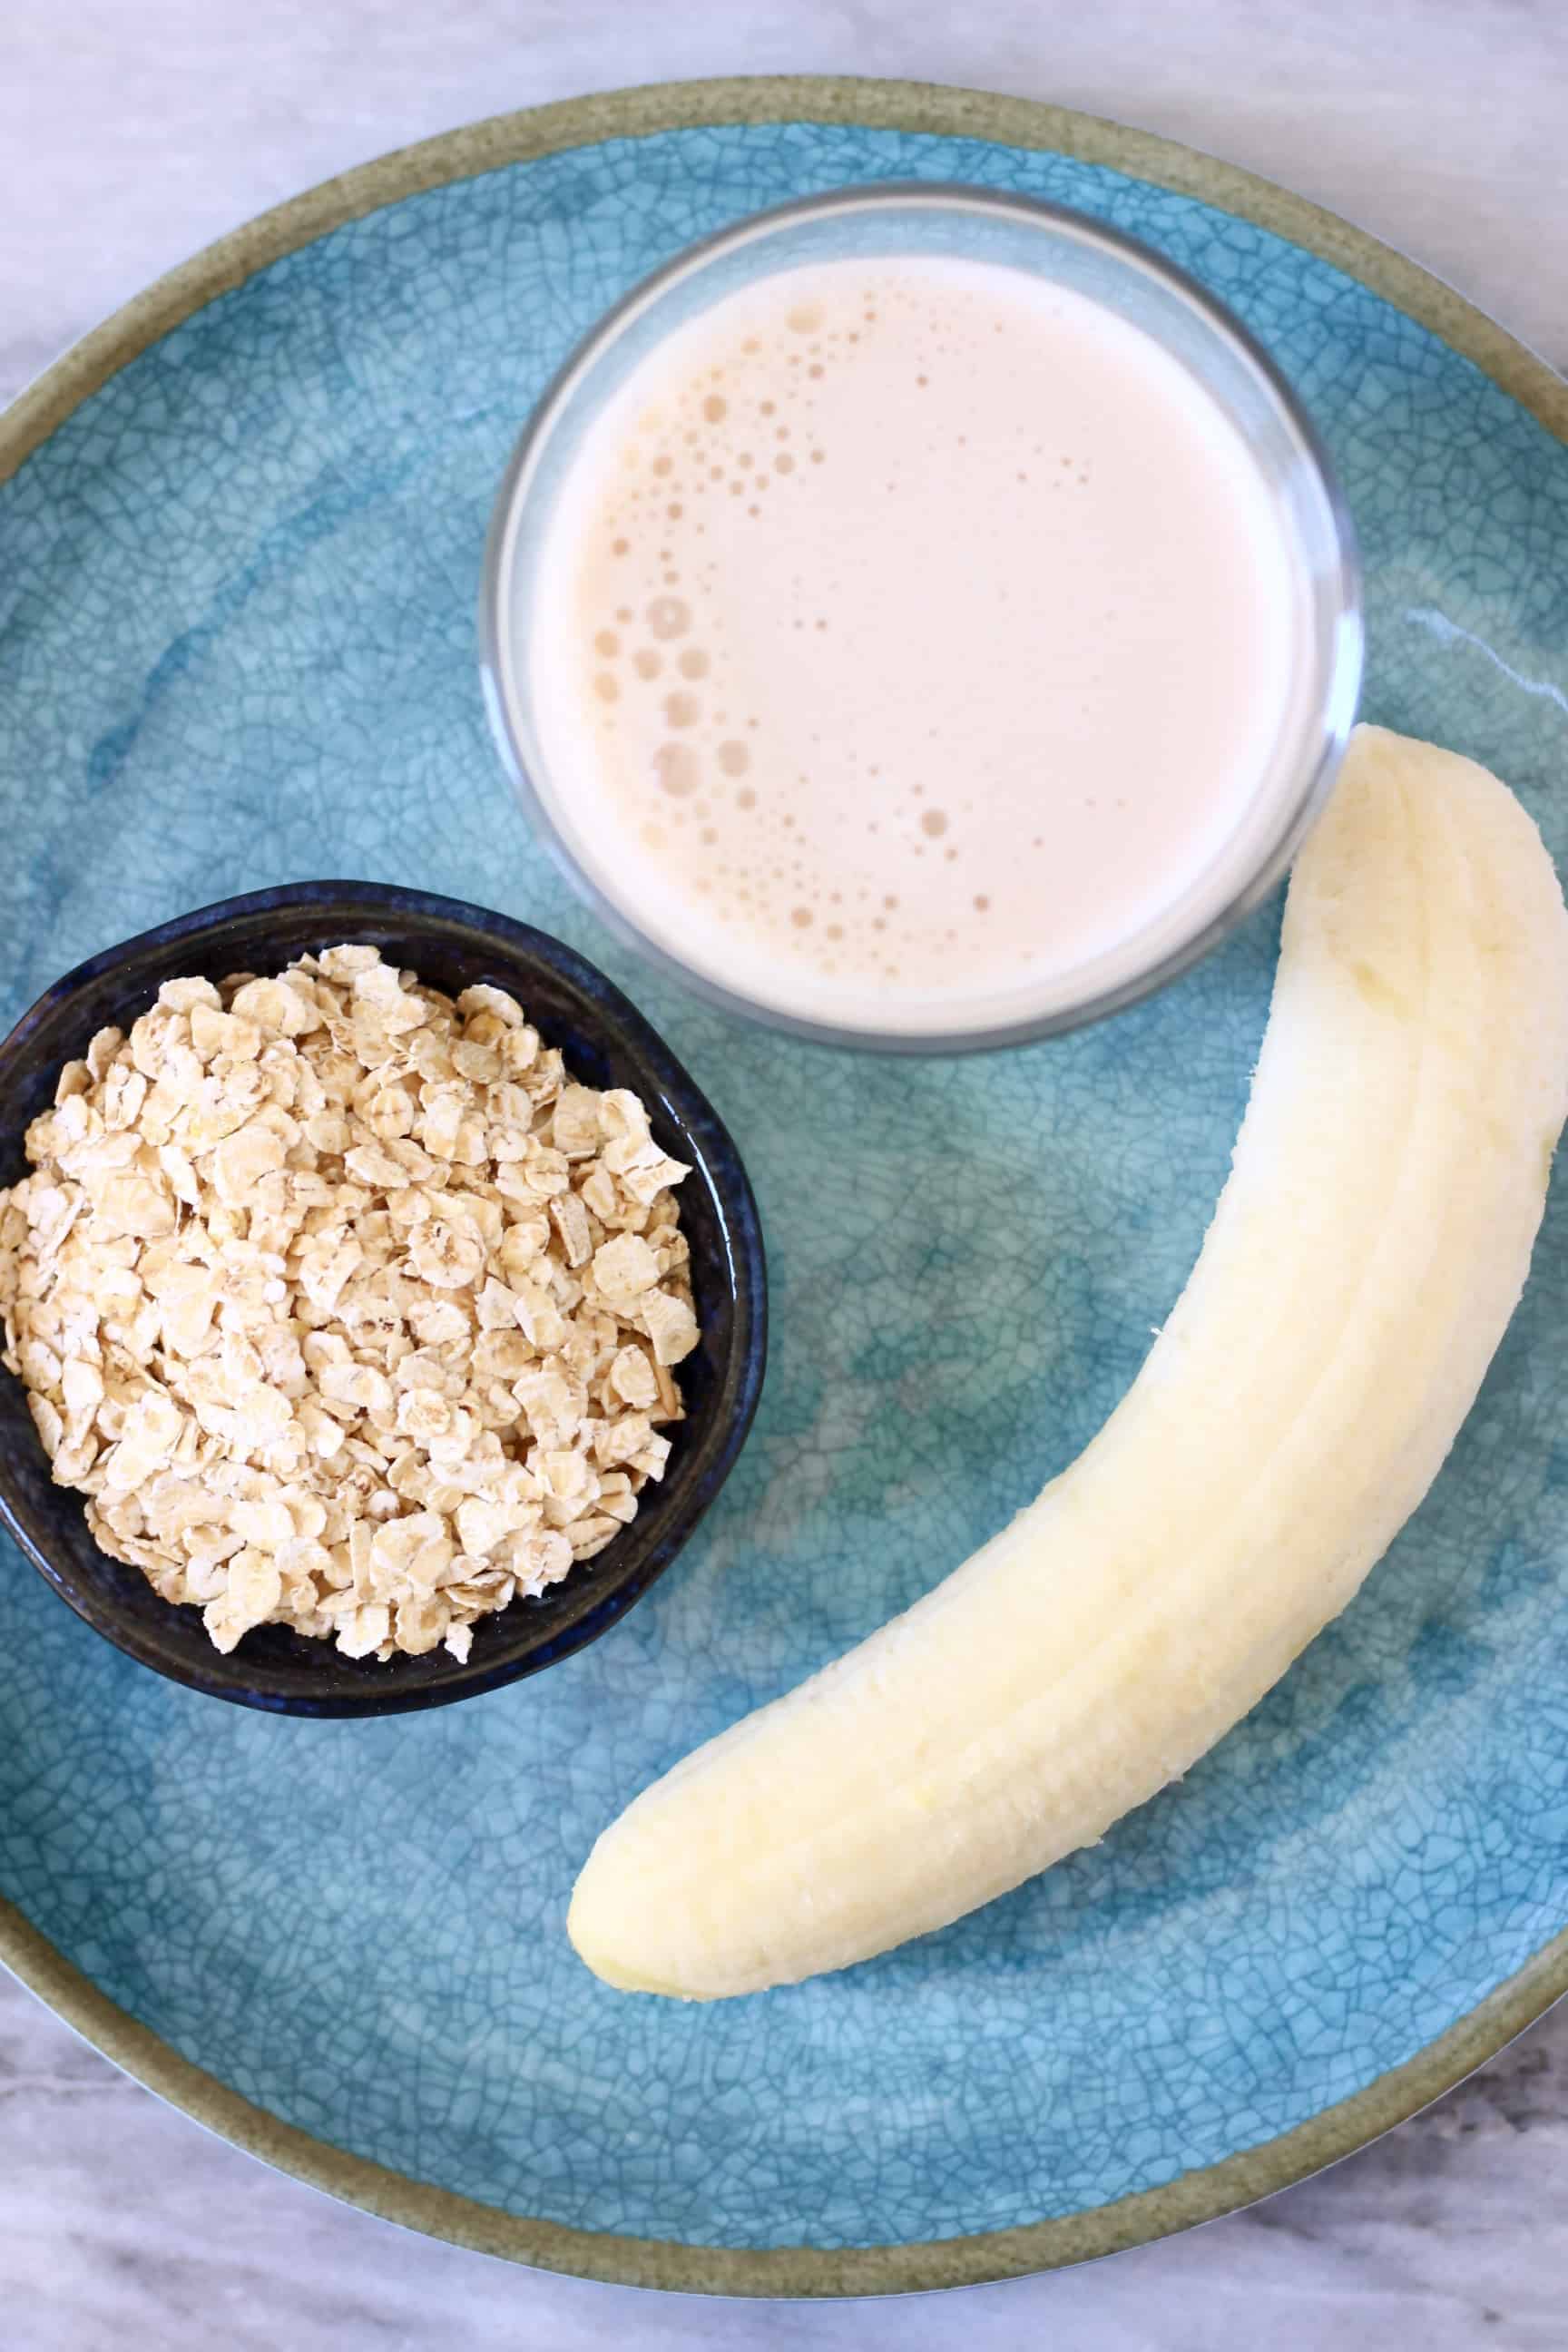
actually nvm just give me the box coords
[0,946,700,1662]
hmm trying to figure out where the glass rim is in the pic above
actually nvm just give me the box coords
[478,181,1365,1054]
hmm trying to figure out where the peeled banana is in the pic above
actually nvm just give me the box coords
[571,726,1568,1999]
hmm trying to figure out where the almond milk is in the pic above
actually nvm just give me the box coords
[526,255,1307,1035]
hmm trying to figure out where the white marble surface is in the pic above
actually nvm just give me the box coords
[3,5,1567,2345]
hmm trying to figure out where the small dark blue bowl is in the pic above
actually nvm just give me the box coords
[0,885,766,1717]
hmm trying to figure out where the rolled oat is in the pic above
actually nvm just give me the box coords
[0,949,700,1663]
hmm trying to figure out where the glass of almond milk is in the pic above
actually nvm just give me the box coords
[481,188,1361,1050]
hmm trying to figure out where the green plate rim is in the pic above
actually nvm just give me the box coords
[1,73,1564,2298]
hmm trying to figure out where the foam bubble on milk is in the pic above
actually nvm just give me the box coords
[527,256,1304,1023]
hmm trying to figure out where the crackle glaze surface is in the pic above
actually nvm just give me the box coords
[1,116,1566,2258]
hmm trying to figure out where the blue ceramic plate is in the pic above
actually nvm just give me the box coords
[1,78,1565,2298]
